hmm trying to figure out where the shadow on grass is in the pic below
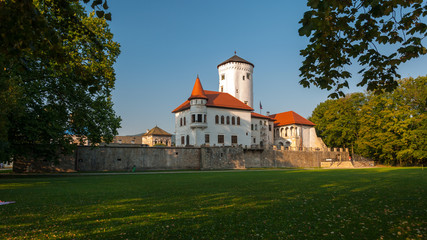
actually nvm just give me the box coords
[1,168,426,239]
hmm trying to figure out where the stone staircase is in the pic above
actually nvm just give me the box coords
[321,160,354,168]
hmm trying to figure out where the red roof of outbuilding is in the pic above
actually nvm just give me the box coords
[251,112,275,121]
[269,111,315,127]
[172,90,254,113]
[188,77,208,100]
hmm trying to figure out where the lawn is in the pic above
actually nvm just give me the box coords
[1,168,426,239]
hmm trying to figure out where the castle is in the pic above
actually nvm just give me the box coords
[172,54,326,150]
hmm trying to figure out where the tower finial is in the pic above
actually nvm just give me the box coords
[234,51,237,55]
[197,74,199,78]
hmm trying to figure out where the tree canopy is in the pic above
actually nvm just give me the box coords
[309,76,427,165]
[299,0,427,98]
[0,0,121,161]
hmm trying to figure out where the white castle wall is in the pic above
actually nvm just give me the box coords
[218,62,254,108]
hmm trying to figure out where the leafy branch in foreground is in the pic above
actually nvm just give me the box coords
[299,0,427,98]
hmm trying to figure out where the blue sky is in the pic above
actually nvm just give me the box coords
[105,0,427,136]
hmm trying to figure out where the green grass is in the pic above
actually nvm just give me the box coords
[1,168,426,239]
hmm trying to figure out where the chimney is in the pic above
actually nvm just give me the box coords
[266,111,270,116]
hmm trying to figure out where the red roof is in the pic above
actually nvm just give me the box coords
[188,77,208,100]
[172,90,254,113]
[269,111,315,127]
[251,112,275,121]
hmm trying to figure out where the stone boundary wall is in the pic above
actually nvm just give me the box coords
[13,146,349,172]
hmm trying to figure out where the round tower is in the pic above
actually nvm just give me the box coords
[217,54,254,107]
[188,76,208,129]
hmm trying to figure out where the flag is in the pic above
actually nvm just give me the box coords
[260,101,263,110]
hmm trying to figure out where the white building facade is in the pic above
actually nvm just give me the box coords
[172,54,326,149]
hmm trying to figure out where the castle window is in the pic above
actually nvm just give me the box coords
[269,124,272,131]
[253,137,256,143]
[215,115,219,124]
[255,124,257,130]
[231,135,238,144]
[181,136,184,145]
[247,73,251,80]
[192,114,195,123]
[260,120,262,125]
[236,89,239,93]
[204,114,207,123]
[226,116,230,125]
[184,117,186,125]
[221,86,223,92]
[218,135,224,144]
[243,75,245,80]
[180,118,182,126]
[251,124,253,130]
[232,116,235,125]
[221,74,225,80]
[237,117,240,125]
[197,114,202,122]
[205,134,210,143]
[221,116,224,124]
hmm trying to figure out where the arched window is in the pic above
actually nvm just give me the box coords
[221,116,224,124]
[281,128,284,137]
[237,117,240,125]
[290,127,293,136]
[184,117,186,125]
[226,116,230,125]
[284,127,288,137]
[180,118,182,126]
[232,116,235,125]
[215,115,219,124]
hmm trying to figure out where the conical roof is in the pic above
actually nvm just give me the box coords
[217,54,254,68]
[188,76,208,100]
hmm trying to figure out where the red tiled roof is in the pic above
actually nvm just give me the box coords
[251,112,275,121]
[269,111,315,127]
[188,77,208,100]
[172,90,254,113]
[142,126,172,136]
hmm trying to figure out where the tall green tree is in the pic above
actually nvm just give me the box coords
[309,92,365,153]
[357,77,427,165]
[0,0,121,161]
[299,0,427,98]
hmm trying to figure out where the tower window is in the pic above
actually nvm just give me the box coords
[221,116,224,124]
[243,76,245,80]
[221,86,223,92]
[226,116,230,125]
[232,116,235,125]
[181,136,185,145]
[237,117,240,125]
[236,89,239,93]
[221,74,225,80]
[197,114,202,122]
[205,134,210,143]
[247,73,251,80]
[215,115,219,124]
[244,101,248,105]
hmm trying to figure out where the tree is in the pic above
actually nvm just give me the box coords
[0,0,121,161]
[310,76,426,165]
[299,0,427,98]
[309,92,365,154]
[357,76,426,165]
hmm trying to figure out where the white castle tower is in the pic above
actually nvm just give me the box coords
[217,53,254,108]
